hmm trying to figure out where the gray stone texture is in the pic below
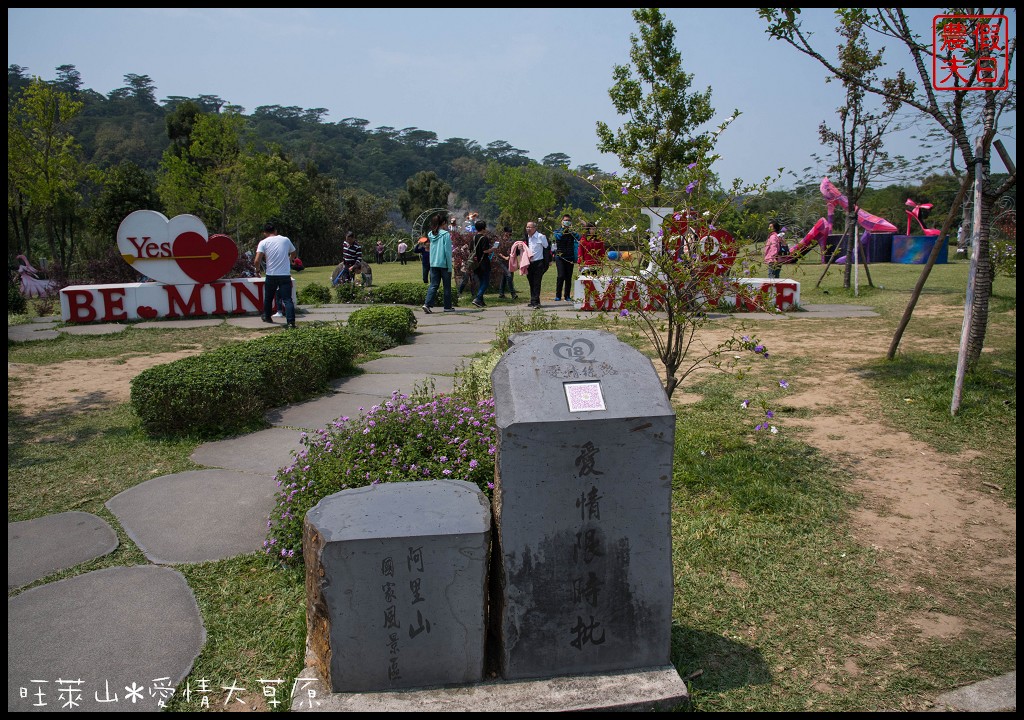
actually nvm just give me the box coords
[359,355,467,375]
[57,323,129,336]
[8,512,118,589]
[491,330,676,680]
[933,671,1016,712]
[303,480,491,693]
[291,663,688,712]
[106,469,277,564]
[330,372,454,397]
[189,426,306,474]
[381,342,489,358]
[266,392,389,431]
[8,566,205,712]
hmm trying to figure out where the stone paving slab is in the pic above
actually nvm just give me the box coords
[8,512,119,590]
[267,392,390,431]
[106,470,277,565]
[330,373,454,397]
[380,343,489,358]
[359,355,468,375]
[408,331,491,345]
[410,322,498,333]
[7,325,60,342]
[932,671,1016,712]
[57,323,130,336]
[301,305,360,315]
[8,566,205,713]
[189,427,306,475]
[291,664,688,712]
[801,303,878,317]
[134,318,224,330]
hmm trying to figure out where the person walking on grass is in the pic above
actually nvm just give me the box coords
[422,212,453,314]
[552,213,578,302]
[525,221,549,308]
[469,219,493,308]
[496,229,519,299]
[254,222,296,329]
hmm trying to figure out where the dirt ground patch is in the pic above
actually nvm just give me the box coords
[9,351,202,418]
[656,313,1016,641]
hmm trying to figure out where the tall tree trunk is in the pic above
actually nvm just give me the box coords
[965,185,994,367]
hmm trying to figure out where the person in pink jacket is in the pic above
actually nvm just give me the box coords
[764,220,783,279]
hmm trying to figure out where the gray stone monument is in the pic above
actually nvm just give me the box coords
[303,480,491,692]
[491,329,676,680]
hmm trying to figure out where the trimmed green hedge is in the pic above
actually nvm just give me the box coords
[297,282,332,305]
[130,325,359,437]
[348,305,417,343]
[332,281,459,307]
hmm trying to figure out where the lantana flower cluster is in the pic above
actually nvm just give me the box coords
[264,392,498,564]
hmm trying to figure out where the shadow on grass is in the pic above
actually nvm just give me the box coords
[672,624,771,700]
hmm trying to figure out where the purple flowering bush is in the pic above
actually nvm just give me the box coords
[265,392,498,564]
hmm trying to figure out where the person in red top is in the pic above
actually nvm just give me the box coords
[577,223,606,276]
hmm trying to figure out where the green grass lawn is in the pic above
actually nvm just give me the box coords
[8,256,1016,711]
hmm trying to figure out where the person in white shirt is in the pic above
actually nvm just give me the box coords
[524,221,549,308]
[253,222,297,328]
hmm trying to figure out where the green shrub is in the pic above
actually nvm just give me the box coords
[297,282,332,305]
[369,282,430,306]
[348,305,417,343]
[130,325,359,437]
[334,283,366,304]
[8,282,27,315]
[344,325,398,355]
[266,394,497,563]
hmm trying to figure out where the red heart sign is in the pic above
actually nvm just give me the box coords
[137,305,158,319]
[172,232,239,284]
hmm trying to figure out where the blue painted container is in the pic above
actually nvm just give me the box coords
[892,235,948,264]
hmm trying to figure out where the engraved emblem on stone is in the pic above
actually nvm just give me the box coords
[553,338,596,363]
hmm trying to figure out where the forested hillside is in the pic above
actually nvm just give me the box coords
[9,64,1010,278]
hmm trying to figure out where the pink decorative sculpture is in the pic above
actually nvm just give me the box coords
[16,255,58,298]
[905,199,941,236]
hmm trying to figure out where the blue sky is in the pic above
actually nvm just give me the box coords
[8,8,1016,189]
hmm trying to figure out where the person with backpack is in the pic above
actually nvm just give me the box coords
[469,219,493,308]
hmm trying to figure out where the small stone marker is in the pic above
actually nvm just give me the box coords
[303,480,491,692]
[490,329,676,680]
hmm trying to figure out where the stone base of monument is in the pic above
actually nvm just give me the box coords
[573,275,800,312]
[289,657,689,712]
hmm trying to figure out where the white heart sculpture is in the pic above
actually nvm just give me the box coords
[116,210,238,285]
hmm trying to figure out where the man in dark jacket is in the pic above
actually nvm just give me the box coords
[552,214,578,302]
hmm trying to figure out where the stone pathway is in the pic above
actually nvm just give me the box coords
[6,302,559,712]
[15,300,1007,712]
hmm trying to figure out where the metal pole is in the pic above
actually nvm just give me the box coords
[853,223,859,296]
